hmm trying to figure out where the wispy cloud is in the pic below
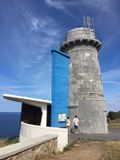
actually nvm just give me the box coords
[103,93,120,111]
[104,81,120,85]
[103,29,120,48]
[81,0,114,12]
[0,83,51,99]
[21,87,51,99]
[0,1,60,101]
[1,1,61,81]
[45,0,114,13]
[106,98,120,111]
[102,69,120,84]
[45,0,76,17]
[30,18,40,31]
[0,86,20,96]
[45,0,66,10]
[29,16,58,33]
[0,85,43,89]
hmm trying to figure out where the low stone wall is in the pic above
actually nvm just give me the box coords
[0,135,57,160]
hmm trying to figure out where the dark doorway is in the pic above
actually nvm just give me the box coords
[21,103,42,125]
[47,104,51,126]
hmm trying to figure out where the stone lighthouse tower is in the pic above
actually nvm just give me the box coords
[60,17,108,133]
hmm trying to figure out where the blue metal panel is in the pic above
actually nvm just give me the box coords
[51,50,70,127]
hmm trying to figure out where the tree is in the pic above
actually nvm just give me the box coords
[107,111,120,120]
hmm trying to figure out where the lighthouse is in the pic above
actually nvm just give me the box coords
[60,17,108,133]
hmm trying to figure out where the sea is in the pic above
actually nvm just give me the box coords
[0,112,21,138]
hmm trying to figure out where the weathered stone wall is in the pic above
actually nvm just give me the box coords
[60,27,108,134]
[0,135,57,160]
[5,139,56,160]
[67,46,107,133]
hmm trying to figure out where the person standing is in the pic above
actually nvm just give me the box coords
[66,116,70,128]
[73,115,80,134]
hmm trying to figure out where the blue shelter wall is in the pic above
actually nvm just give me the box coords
[51,50,70,127]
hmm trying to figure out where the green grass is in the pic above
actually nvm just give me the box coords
[63,141,76,152]
[6,137,19,144]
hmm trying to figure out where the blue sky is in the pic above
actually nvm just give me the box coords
[0,0,120,112]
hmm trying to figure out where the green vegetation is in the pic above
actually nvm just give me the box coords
[6,137,19,144]
[107,111,120,128]
[107,111,120,120]
[63,144,73,152]
[63,141,76,152]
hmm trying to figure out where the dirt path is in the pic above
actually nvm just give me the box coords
[0,139,8,147]
[37,141,104,160]
[57,141,103,160]
[37,140,120,160]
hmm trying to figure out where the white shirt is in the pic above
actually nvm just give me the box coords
[73,117,79,126]
[66,119,70,127]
